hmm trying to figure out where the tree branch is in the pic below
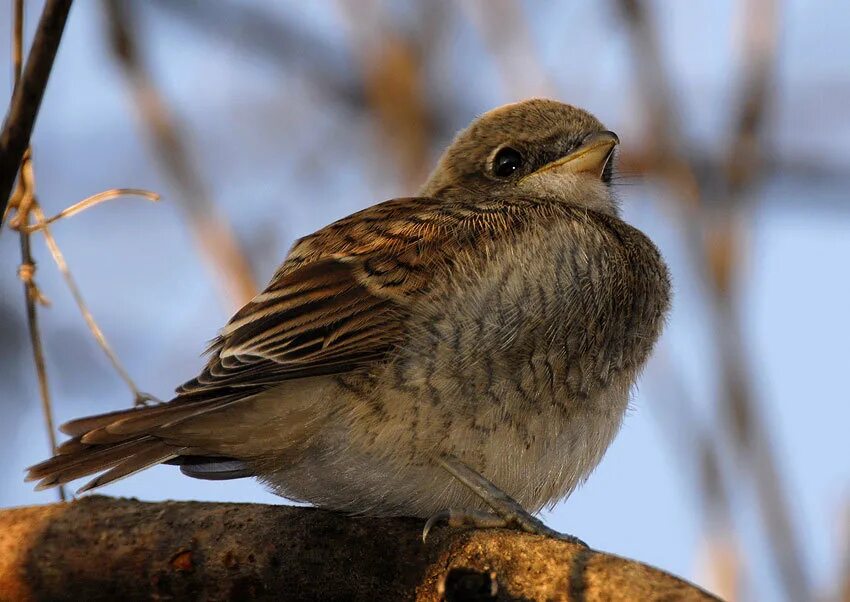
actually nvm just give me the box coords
[0,497,719,601]
[0,0,73,226]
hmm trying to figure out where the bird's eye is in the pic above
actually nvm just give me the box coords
[492,147,523,177]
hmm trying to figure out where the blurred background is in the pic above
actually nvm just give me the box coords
[1,1,848,600]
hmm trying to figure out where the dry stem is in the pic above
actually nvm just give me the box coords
[7,0,66,503]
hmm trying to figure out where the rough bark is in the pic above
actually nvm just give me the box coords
[0,496,720,601]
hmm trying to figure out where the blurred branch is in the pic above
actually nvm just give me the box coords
[150,0,367,110]
[461,0,556,99]
[615,0,701,208]
[618,150,850,204]
[0,0,73,228]
[340,1,433,189]
[617,0,811,600]
[147,0,468,148]
[0,497,721,601]
[708,2,812,600]
[129,0,850,202]
[645,349,741,600]
[724,0,778,193]
[840,499,850,602]
[616,0,731,536]
[102,0,258,310]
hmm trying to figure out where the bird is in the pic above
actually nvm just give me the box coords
[27,99,671,540]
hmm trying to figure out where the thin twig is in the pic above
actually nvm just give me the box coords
[0,0,73,227]
[102,0,258,309]
[21,188,159,233]
[13,160,64,504]
[9,5,159,418]
[10,0,65,502]
[30,203,161,407]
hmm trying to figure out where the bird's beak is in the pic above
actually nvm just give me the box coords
[527,130,619,180]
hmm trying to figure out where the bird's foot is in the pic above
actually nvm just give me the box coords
[422,455,587,546]
[422,508,584,545]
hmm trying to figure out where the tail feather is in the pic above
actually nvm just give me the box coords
[29,437,158,489]
[76,441,184,493]
[55,437,88,455]
[104,399,227,437]
[60,405,163,436]
[27,394,250,493]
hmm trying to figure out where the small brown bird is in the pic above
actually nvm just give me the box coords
[28,99,671,540]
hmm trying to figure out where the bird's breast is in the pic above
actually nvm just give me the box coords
[347,211,670,510]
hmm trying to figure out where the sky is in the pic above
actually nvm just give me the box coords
[1,2,848,600]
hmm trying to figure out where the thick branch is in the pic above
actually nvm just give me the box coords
[0,497,718,601]
[0,0,73,225]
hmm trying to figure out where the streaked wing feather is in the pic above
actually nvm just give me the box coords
[177,258,405,396]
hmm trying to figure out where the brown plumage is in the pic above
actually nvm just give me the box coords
[27,99,671,522]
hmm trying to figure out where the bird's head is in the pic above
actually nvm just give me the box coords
[420,99,620,215]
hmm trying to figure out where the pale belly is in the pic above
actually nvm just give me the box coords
[256,350,632,518]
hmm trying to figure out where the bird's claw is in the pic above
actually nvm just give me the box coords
[422,509,508,542]
[422,510,450,542]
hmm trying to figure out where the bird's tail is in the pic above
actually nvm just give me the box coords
[25,398,251,493]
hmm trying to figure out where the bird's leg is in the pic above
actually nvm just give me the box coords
[422,455,587,546]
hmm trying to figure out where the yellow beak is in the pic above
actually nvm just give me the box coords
[527,130,619,180]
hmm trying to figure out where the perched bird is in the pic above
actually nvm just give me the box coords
[28,99,671,538]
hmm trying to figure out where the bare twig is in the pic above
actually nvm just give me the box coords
[0,0,73,227]
[12,156,64,503]
[21,188,159,233]
[8,0,65,502]
[102,0,258,309]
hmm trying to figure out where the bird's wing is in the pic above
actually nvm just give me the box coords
[177,196,550,398]
[33,196,561,491]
